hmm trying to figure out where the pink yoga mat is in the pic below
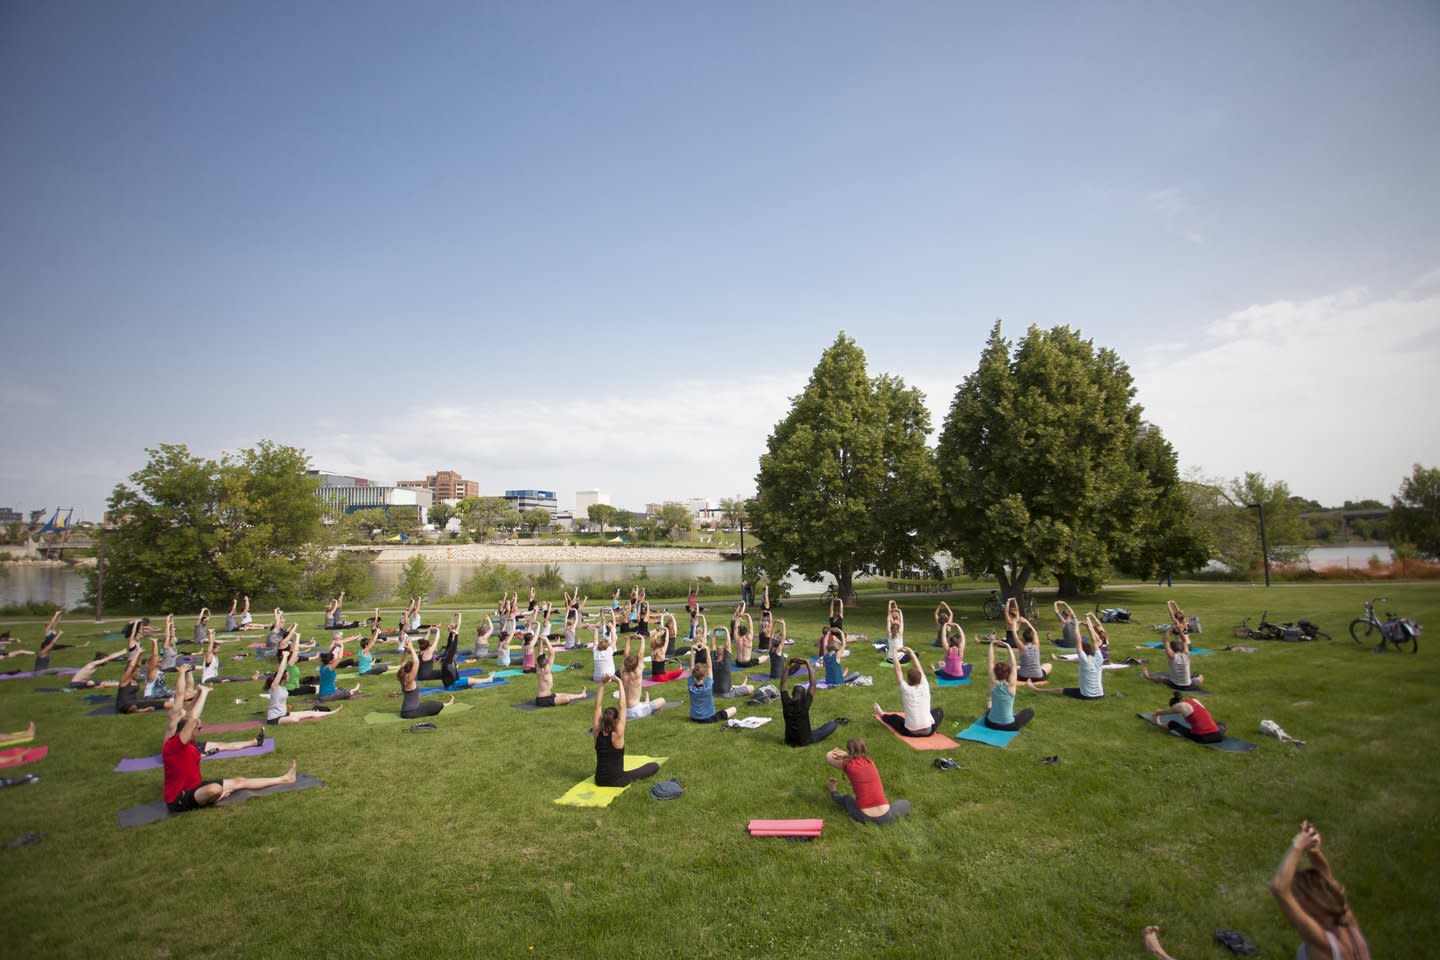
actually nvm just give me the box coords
[749,818,824,837]
[0,669,78,681]
[0,746,49,769]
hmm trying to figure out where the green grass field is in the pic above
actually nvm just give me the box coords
[2,582,1437,959]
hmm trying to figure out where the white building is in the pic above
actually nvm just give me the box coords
[575,489,608,517]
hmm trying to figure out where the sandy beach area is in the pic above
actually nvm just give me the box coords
[352,543,728,565]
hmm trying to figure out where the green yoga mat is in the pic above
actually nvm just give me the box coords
[364,701,474,725]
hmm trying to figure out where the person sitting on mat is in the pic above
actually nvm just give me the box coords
[828,595,844,632]
[617,643,664,719]
[315,652,363,702]
[1146,692,1225,744]
[591,621,618,682]
[355,629,388,676]
[702,626,755,700]
[115,648,170,714]
[324,592,361,630]
[1272,821,1371,960]
[1013,614,1051,684]
[825,738,910,825]
[884,602,907,663]
[520,630,539,674]
[433,626,497,691]
[1083,612,1111,663]
[199,629,258,685]
[780,658,846,746]
[227,596,262,632]
[734,609,760,668]
[823,630,856,686]
[933,624,970,681]
[1028,619,1106,701]
[1054,600,1081,649]
[264,632,317,697]
[396,645,453,719]
[158,615,181,673]
[767,619,790,680]
[413,625,448,682]
[472,616,494,658]
[266,647,341,726]
[686,659,738,725]
[521,636,584,707]
[1143,621,1203,691]
[591,675,661,787]
[645,624,680,682]
[873,646,943,737]
[933,601,954,648]
[67,648,130,689]
[162,680,297,815]
[983,642,1034,731]
[190,607,211,646]
[140,630,171,700]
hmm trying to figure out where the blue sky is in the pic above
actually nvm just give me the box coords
[2,1,1437,518]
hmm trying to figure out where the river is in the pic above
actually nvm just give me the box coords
[0,544,1398,610]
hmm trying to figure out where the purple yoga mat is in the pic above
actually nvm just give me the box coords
[0,668,79,681]
[114,738,275,772]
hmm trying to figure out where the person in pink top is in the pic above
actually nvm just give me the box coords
[933,623,970,681]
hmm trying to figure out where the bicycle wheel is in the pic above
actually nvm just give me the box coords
[1349,619,1375,644]
[982,599,1002,621]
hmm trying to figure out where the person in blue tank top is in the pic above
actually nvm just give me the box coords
[686,661,736,725]
[983,642,1033,731]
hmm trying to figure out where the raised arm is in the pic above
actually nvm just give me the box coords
[1003,645,1018,694]
[269,649,290,691]
[593,675,607,730]
[1270,823,1332,956]
[179,683,210,743]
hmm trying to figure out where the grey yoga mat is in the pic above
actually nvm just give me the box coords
[117,774,322,828]
[1135,713,1256,752]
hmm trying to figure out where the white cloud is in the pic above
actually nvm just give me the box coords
[1134,282,1440,503]
[1144,187,1192,219]
[302,374,806,512]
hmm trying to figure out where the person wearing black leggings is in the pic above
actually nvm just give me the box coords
[591,676,660,787]
[398,645,452,719]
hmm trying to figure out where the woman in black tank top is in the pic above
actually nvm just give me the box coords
[592,677,660,787]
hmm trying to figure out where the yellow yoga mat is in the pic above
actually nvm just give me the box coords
[553,756,668,808]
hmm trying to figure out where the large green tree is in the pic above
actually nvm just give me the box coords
[459,496,517,541]
[751,332,940,602]
[936,322,1164,599]
[654,504,693,539]
[98,441,325,609]
[587,503,619,536]
[1389,464,1440,560]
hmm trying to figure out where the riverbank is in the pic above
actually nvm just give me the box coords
[349,543,729,564]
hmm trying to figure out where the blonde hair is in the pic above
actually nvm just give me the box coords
[692,661,709,683]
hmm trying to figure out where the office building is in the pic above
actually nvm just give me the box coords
[0,507,22,523]
[574,490,608,517]
[308,471,376,488]
[505,489,558,516]
[315,484,432,518]
[399,470,480,503]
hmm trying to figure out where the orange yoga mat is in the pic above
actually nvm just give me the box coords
[876,714,958,750]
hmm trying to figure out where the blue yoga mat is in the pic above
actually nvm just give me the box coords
[936,674,971,687]
[1140,641,1212,656]
[955,717,1018,747]
[419,677,509,695]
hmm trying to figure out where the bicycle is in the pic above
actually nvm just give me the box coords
[1349,597,1421,654]
[982,590,1038,621]
[1233,612,1330,643]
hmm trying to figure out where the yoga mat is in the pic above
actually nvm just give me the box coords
[117,774,323,828]
[553,755,668,808]
[935,671,972,687]
[955,717,1019,748]
[364,701,474,725]
[1054,655,1132,669]
[492,669,526,678]
[749,818,824,837]
[0,668,78,681]
[419,677,508,695]
[1134,714,1256,752]
[0,734,35,747]
[198,721,266,734]
[875,715,958,750]
[87,704,119,717]
[1140,642,1212,655]
[643,669,689,687]
[510,690,596,712]
[0,746,48,769]
[115,739,274,773]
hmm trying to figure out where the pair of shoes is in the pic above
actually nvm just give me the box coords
[1040,755,1059,765]
[408,722,437,733]
[833,717,850,726]
[933,757,960,771]
[1213,929,1259,956]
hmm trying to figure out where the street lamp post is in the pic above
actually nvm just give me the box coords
[95,524,106,621]
[1246,503,1271,588]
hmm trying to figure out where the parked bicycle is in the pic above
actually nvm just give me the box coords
[982,590,1038,621]
[1349,597,1421,654]
[1233,612,1330,643]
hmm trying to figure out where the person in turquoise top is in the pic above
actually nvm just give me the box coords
[315,651,361,702]
[686,661,736,725]
[1030,619,1106,701]
[983,643,1034,731]
[822,630,855,686]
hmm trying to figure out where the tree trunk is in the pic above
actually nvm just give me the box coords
[1056,574,1083,600]
[997,564,1031,602]
[837,561,855,604]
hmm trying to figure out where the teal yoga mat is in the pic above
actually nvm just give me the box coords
[955,717,1018,747]
[1140,641,1212,655]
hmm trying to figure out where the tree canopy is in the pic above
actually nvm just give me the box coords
[936,322,1189,598]
[97,441,337,610]
[751,332,939,601]
[1390,464,1440,560]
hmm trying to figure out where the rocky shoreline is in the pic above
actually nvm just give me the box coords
[352,543,730,565]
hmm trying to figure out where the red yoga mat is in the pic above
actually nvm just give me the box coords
[0,746,49,769]
[749,818,824,837]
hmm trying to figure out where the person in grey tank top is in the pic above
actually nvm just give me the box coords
[1143,621,1204,691]
[1014,616,1052,682]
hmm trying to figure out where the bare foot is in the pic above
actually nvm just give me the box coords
[827,776,839,792]
[1026,679,1037,690]
[328,704,345,713]
[1142,925,1169,959]
[283,760,297,784]
[445,695,456,706]
[873,702,884,717]
[578,686,588,696]
[24,721,36,738]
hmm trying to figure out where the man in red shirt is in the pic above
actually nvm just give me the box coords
[163,683,297,815]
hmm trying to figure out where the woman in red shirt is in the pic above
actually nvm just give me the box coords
[163,683,297,815]
[1147,692,1224,744]
[824,738,911,825]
